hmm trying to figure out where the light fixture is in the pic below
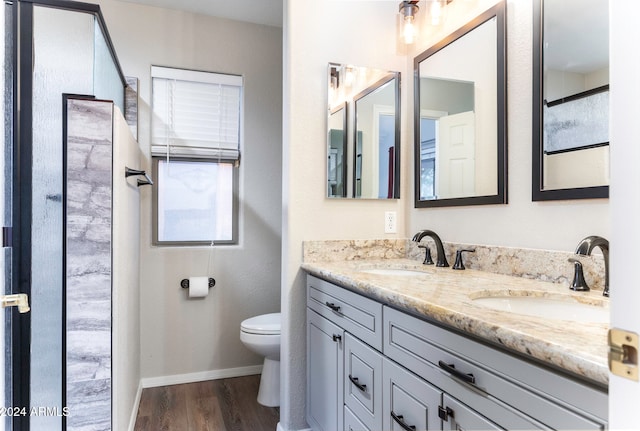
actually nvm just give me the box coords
[398,0,455,46]
[398,1,420,45]
[431,0,455,25]
[343,66,356,87]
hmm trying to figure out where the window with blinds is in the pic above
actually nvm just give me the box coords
[151,65,242,160]
[151,66,242,245]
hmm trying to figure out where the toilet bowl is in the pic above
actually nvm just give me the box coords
[240,312,281,407]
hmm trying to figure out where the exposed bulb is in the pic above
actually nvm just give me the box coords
[403,15,417,44]
[344,67,355,87]
[430,0,443,26]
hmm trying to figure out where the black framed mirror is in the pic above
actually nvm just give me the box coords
[414,2,506,208]
[532,0,609,201]
[353,74,400,199]
[327,63,401,199]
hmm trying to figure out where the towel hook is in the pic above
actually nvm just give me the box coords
[125,166,153,187]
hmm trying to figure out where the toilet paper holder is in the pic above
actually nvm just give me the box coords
[180,278,216,289]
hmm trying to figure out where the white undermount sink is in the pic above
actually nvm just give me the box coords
[358,268,428,276]
[471,294,609,323]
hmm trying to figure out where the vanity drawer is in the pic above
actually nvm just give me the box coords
[344,405,370,431]
[344,333,383,431]
[307,275,383,350]
[383,306,605,430]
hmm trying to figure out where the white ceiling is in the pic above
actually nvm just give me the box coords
[118,0,283,27]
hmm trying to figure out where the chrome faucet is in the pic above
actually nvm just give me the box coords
[412,230,449,267]
[575,236,609,297]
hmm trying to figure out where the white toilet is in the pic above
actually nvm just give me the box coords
[240,312,281,407]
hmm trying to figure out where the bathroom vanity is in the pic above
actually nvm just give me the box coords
[303,260,608,431]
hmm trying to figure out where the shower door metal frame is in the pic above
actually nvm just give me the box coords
[8,1,126,429]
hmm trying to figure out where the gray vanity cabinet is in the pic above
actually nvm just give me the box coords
[384,306,607,430]
[307,274,608,431]
[307,275,384,431]
[307,309,344,431]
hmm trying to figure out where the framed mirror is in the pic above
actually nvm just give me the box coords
[532,0,609,200]
[414,2,506,208]
[327,63,401,199]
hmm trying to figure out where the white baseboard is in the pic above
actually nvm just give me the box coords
[140,364,263,388]
[128,381,143,431]
[276,423,311,431]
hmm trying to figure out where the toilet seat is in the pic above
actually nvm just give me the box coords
[241,312,281,335]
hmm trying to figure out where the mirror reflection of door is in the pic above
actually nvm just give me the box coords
[438,111,476,198]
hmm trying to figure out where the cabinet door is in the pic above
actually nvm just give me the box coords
[440,395,501,431]
[345,405,371,431]
[383,359,442,431]
[344,333,383,431]
[307,309,344,431]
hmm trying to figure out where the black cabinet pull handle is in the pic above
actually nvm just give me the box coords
[438,406,455,421]
[325,302,341,312]
[391,411,416,431]
[332,334,341,342]
[438,360,476,385]
[348,375,367,392]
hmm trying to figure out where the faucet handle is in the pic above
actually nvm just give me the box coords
[568,258,590,291]
[418,244,434,265]
[453,249,475,270]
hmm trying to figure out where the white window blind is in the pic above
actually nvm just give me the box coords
[151,66,242,160]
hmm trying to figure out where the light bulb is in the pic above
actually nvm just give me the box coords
[403,15,417,44]
[430,0,443,26]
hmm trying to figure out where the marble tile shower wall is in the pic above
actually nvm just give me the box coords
[303,238,606,292]
[66,98,113,431]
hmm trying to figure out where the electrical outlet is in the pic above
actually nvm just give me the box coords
[384,211,397,234]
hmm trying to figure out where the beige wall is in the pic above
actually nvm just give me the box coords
[283,0,609,429]
[112,109,141,430]
[97,0,283,380]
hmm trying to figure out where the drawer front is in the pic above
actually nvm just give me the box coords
[382,358,442,431]
[307,275,383,350]
[344,405,370,431]
[344,333,383,431]
[383,307,604,430]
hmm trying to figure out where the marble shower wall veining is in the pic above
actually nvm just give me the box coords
[66,98,113,431]
[303,239,606,292]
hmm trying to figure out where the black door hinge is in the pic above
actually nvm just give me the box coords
[2,227,12,248]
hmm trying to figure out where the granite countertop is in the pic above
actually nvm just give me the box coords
[301,258,609,386]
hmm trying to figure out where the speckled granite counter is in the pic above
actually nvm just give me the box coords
[301,258,609,387]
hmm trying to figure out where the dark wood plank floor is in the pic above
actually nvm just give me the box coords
[134,375,280,431]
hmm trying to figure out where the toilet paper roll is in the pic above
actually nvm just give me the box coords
[188,276,209,298]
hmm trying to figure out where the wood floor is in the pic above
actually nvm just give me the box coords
[134,375,280,431]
